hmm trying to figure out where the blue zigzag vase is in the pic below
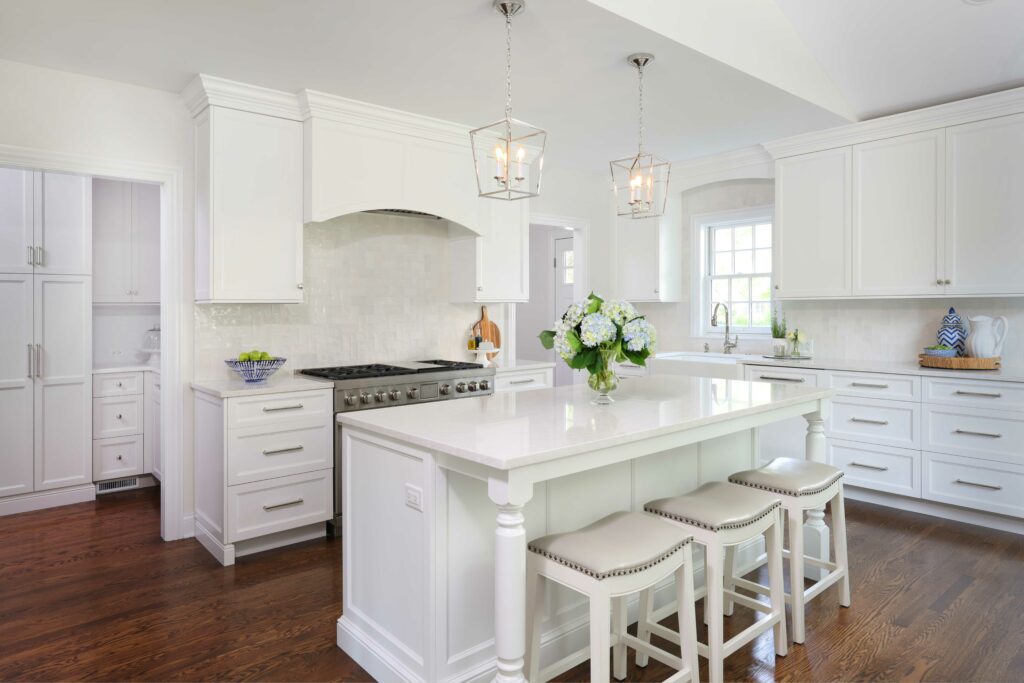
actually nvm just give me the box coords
[937,307,967,357]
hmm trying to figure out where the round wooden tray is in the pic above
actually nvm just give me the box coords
[918,355,1001,370]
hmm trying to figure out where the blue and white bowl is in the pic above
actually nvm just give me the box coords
[225,357,287,384]
[923,348,957,358]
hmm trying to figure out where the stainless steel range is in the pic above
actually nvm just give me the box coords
[300,359,496,534]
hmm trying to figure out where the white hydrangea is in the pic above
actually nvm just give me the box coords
[562,302,586,327]
[599,299,639,326]
[579,313,616,348]
[622,318,656,352]
[553,330,576,361]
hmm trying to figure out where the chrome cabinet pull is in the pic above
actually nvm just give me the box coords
[509,378,535,385]
[27,344,34,378]
[115,413,123,420]
[34,246,43,266]
[954,428,1002,439]
[262,445,304,456]
[850,462,889,471]
[758,375,805,383]
[851,382,889,389]
[954,390,1002,399]
[27,246,34,266]
[116,454,123,461]
[850,417,889,426]
[263,498,304,511]
[954,479,1002,491]
[263,403,304,412]
[35,344,42,378]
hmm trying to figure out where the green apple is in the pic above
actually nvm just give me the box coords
[259,351,272,361]
[238,352,250,362]
[249,349,261,359]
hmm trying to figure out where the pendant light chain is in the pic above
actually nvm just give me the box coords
[505,12,513,124]
[636,60,645,156]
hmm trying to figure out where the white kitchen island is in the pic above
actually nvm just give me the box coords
[336,375,835,683]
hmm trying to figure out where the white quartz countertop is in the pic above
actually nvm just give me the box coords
[191,374,331,398]
[338,375,834,470]
[740,355,1024,383]
[93,364,159,374]
[495,361,556,373]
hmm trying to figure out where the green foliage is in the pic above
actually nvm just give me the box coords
[770,307,787,339]
[538,329,555,350]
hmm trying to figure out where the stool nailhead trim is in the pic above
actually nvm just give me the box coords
[728,471,844,498]
[644,500,781,532]
[527,537,692,581]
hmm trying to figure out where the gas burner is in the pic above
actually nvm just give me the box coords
[300,364,410,380]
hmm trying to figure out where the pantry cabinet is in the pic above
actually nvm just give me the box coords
[93,179,160,303]
[194,106,304,304]
[0,274,34,498]
[614,196,683,303]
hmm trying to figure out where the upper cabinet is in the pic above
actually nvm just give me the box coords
[945,113,1024,296]
[0,169,91,276]
[614,197,683,303]
[93,179,160,304]
[195,106,303,304]
[449,199,530,303]
[774,148,851,299]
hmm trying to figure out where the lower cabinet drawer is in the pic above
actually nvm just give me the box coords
[922,451,1024,518]
[227,422,332,486]
[922,405,1024,465]
[226,469,332,543]
[827,396,920,449]
[93,434,143,481]
[495,369,552,392]
[93,394,144,438]
[827,439,920,497]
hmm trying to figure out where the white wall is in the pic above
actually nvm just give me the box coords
[516,224,565,364]
[93,304,161,366]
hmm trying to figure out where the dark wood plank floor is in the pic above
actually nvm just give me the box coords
[1,488,1022,682]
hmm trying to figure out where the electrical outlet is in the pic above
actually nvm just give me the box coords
[404,484,423,512]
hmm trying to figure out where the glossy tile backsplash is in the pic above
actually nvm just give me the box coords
[194,212,485,380]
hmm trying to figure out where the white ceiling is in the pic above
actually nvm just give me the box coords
[0,0,844,171]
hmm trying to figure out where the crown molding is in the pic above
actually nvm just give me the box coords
[668,145,773,193]
[764,85,1024,159]
[299,89,470,147]
[181,74,302,121]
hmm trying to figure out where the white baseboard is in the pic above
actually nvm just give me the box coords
[845,486,1024,535]
[338,615,424,683]
[194,521,235,566]
[235,523,326,558]
[181,513,195,539]
[0,484,95,517]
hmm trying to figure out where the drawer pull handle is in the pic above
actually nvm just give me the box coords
[954,479,1002,491]
[851,382,889,389]
[850,462,889,472]
[262,445,304,456]
[510,378,536,385]
[115,414,123,420]
[116,455,123,461]
[263,403,304,412]
[850,417,889,426]
[263,498,304,511]
[117,382,123,388]
[758,375,805,383]
[954,390,1002,399]
[954,429,1002,439]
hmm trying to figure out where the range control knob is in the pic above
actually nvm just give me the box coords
[375,391,387,402]
[389,390,401,400]
[479,379,490,391]
[467,381,479,392]
[455,382,468,393]
[439,383,452,395]
[344,394,358,406]
[360,393,372,405]
[407,387,420,399]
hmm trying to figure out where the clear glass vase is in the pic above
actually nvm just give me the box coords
[587,349,620,405]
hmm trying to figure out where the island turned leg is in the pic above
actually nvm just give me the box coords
[489,478,534,683]
[803,408,830,581]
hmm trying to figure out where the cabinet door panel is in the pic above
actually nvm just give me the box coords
[853,131,944,296]
[616,215,660,301]
[775,148,851,298]
[38,172,91,276]
[91,179,132,303]
[131,182,161,303]
[34,275,92,490]
[0,168,35,274]
[0,275,34,497]
[477,200,528,302]
[946,113,1024,295]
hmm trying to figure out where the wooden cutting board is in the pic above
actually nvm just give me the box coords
[472,306,501,361]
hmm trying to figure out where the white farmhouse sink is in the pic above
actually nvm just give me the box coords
[649,351,763,380]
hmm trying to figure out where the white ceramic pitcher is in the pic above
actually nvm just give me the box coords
[966,315,1008,358]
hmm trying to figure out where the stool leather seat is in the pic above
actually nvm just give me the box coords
[645,481,780,532]
[528,511,692,581]
[729,457,843,497]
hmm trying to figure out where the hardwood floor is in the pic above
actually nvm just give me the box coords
[1,488,1022,682]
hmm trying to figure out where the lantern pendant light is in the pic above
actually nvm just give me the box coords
[610,53,671,218]
[470,0,547,201]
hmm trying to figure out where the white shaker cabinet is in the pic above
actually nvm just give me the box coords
[945,113,1024,295]
[0,274,34,497]
[93,179,161,304]
[449,199,530,303]
[774,147,852,299]
[145,371,162,481]
[0,168,34,274]
[195,106,304,304]
[614,197,682,303]
[852,131,945,296]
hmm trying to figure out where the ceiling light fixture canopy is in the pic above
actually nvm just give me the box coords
[470,0,546,201]
[610,53,670,219]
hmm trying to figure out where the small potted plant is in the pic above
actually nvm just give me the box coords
[785,328,811,358]
[770,308,788,357]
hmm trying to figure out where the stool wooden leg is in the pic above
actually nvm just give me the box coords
[612,596,628,681]
[766,510,788,657]
[635,588,653,667]
[525,560,546,683]
[705,538,725,683]
[788,506,807,644]
[589,590,612,683]
[723,545,736,617]
[832,488,851,608]
[677,544,699,683]
[702,544,710,627]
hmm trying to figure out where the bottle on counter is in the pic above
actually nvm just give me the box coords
[467,333,477,351]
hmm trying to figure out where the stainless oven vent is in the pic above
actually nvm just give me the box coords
[364,209,444,220]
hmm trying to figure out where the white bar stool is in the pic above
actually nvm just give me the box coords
[525,511,699,683]
[727,457,850,644]
[642,481,788,683]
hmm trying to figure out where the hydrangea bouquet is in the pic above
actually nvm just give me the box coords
[539,292,656,404]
